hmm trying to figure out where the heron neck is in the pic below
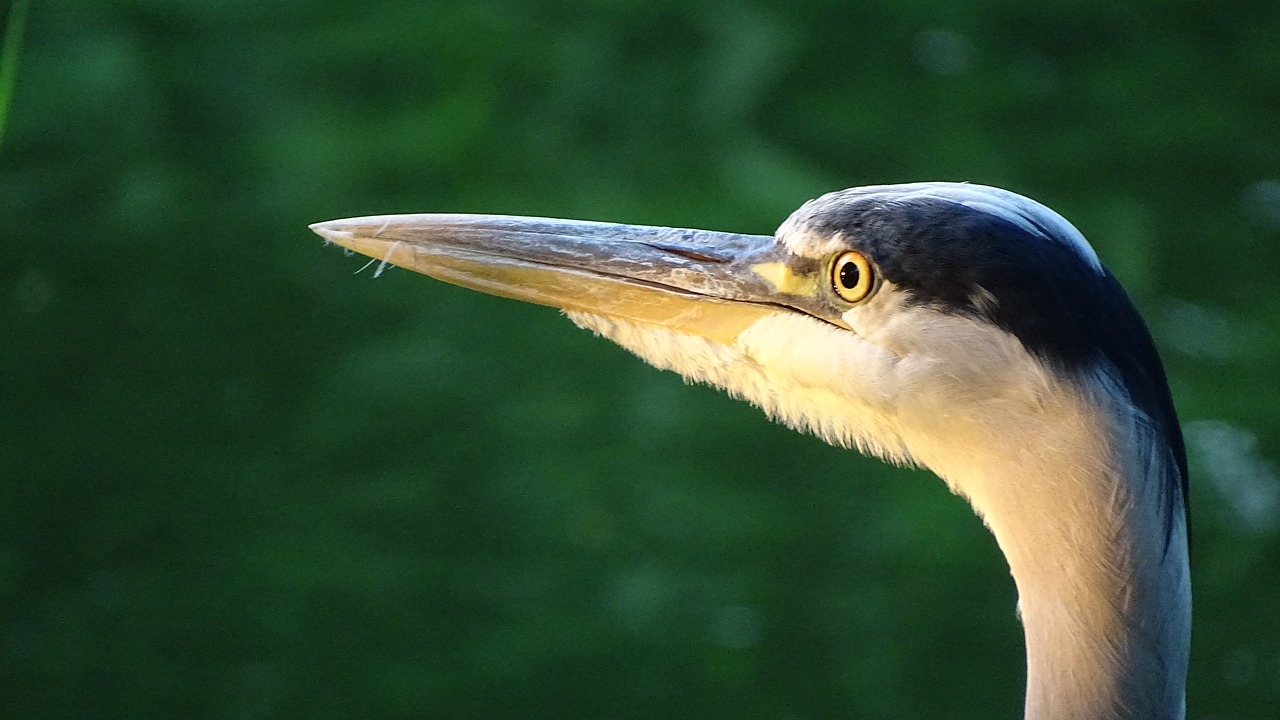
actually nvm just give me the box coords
[1007,510,1189,720]
[940,424,1190,720]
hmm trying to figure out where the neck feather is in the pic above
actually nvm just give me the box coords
[918,380,1191,720]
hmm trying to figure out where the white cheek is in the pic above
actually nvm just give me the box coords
[844,291,1050,404]
[840,293,1071,476]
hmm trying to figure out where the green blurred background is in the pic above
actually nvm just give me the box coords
[3,2,1279,718]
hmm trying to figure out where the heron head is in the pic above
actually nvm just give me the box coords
[312,183,1179,483]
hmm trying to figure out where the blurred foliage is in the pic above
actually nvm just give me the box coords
[0,0,30,148]
[2,1,1279,719]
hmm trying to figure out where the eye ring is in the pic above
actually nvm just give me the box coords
[832,251,875,303]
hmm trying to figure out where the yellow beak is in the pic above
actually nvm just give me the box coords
[310,214,825,345]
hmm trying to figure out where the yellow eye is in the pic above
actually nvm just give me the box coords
[832,251,874,303]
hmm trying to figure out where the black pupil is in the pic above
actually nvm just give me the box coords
[838,259,860,289]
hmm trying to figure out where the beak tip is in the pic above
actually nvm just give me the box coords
[309,219,350,246]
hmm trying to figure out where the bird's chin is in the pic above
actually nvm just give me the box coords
[564,309,766,389]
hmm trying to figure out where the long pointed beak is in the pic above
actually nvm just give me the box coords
[310,214,815,344]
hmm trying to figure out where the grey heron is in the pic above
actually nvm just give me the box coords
[311,182,1190,720]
